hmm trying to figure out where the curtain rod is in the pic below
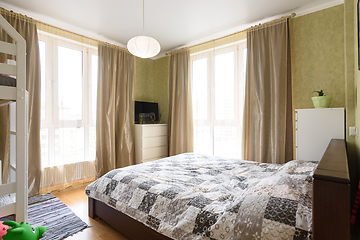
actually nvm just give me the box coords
[165,12,296,56]
[0,7,129,53]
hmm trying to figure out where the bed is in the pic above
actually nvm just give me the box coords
[86,139,350,240]
[0,13,28,223]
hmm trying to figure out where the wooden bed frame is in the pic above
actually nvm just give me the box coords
[89,139,350,240]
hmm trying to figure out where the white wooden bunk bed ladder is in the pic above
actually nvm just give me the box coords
[0,14,28,223]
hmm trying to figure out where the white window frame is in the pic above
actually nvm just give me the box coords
[191,40,247,157]
[38,31,98,168]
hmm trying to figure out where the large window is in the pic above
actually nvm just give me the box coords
[39,32,97,168]
[191,41,247,159]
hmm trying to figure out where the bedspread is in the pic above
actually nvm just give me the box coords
[85,153,317,240]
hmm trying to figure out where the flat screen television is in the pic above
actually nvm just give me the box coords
[134,101,159,123]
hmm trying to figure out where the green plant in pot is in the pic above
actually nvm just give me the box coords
[311,90,332,108]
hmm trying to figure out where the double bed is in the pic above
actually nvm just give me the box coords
[86,139,350,240]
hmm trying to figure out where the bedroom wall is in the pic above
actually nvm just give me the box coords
[344,0,360,233]
[291,3,360,213]
[290,4,346,110]
[134,56,169,123]
[291,1,360,210]
[350,0,360,180]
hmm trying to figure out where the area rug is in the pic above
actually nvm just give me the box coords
[0,193,88,240]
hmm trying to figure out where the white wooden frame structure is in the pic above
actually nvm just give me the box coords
[0,14,28,223]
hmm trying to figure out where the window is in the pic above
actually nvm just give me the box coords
[191,41,247,159]
[39,31,97,168]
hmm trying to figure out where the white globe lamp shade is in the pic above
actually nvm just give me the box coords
[127,36,161,58]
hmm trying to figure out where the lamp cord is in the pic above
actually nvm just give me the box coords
[143,0,144,36]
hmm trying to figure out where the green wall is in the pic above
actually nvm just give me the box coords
[134,56,169,123]
[345,0,360,209]
[290,5,346,110]
[291,2,360,207]
[290,0,360,232]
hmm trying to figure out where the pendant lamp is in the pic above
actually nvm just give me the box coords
[127,0,160,58]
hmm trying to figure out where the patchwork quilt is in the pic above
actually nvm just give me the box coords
[85,153,318,240]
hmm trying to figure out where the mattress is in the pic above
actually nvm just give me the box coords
[85,153,317,240]
[0,74,16,87]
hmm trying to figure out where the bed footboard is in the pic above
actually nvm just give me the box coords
[88,139,350,240]
[312,139,350,239]
[88,197,171,240]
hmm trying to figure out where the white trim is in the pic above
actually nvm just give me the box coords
[0,41,16,55]
[38,31,98,169]
[191,41,247,158]
[0,62,16,76]
[0,182,16,196]
[0,86,16,100]
[0,203,16,217]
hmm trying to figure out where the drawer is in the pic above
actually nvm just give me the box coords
[142,136,167,148]
[142,146,168,161]
[142,125,167,137]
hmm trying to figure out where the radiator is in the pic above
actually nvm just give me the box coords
[41,161,95,189]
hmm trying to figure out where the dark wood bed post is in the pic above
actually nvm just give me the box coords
[312,139,350,240]
[88,197,96,219]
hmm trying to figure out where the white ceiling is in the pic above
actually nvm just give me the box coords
[0,0,343,58]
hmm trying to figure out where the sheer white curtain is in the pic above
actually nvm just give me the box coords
[191,40,247,159]
[39,31,97,191]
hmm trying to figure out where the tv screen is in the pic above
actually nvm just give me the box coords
[135,101,159,123]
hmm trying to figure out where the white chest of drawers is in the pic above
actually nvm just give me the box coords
[295,108,345,161]
[135,124,168,164]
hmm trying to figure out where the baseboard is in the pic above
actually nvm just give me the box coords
[39,177,95,194]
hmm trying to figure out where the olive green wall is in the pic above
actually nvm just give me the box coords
[344,0,360,232]
[345,0,360,205]
[291,2,360,205]
[134,56,169,123]
[290,5,346,110]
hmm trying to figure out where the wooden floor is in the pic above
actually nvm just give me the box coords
[52,183,131,240]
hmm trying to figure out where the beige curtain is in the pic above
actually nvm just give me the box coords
[0,106,9,184]
[95,44,135,178]
[168,50,194,156]
[242,19,293,164]
[0,10,41,196]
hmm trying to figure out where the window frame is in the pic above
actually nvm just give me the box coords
[38,31,98,168]
[190,40,247,157]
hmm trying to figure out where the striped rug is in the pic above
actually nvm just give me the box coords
[1,193,88,240]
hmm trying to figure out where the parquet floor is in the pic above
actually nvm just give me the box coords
[52,183,130,240]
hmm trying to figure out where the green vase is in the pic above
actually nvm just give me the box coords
[311,96,332,108]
